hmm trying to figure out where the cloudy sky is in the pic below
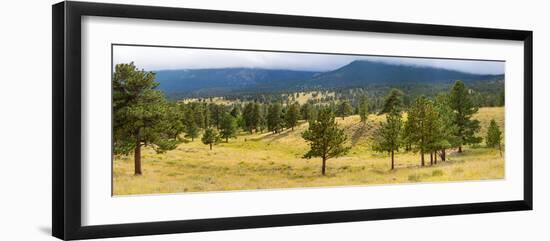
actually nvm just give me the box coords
[113,45,505,75]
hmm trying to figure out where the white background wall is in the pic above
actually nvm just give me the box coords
[0,0,547,240]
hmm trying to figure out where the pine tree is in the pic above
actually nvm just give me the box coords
[402,115,414,152]
[358,95,369,122]
[338,101,353,120]
[433,93,459,161]
[423,100,442,166]
[252,103,262,131]
[201,128,219,150]
[449,80,482,152]
[243,102,255,133]
[184,108,199,141]
[257,104,267,133]
[285,102,300,130]
[201,102,210,129]
[302,108,350,175]
[230,105,241,118]
[235,114,246,130]
[267,103,284,133]
[300,103,313,121]
[242,102,257,133]
[219,113,237,142]
[372,109,402,170]
[307,105,318,122]
[165,102,186,140]
[112,62,180,175]
[379,89,404,114]
[209,103,226,129]
[187,102,205,129]
[486,119,503,156]
[403,96,438,167]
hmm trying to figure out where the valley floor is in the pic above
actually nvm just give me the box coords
[113,107,504,195]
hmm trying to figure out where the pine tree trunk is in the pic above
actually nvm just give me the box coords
[391,150,395,170]
[226,137,228,143]
[434,151,438,164]
[321,157,327,176]
[430,152,433,165]
[442,149,446,161]
[209,143,212,150]
[421,150,425,167]
[458,145,462,153]
[134,142,142,176]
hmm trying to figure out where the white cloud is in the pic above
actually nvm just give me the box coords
[113,45,505,74]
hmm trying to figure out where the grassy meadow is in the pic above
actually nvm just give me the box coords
[113,107,504,196]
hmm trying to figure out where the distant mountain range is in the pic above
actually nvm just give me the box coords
[153,60,504,98]
[154,68,318,97]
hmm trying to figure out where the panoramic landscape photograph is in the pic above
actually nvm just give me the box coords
[112,45,505,196]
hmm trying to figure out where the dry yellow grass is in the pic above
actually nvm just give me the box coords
[113,107,504,195]
[179,96,239,105]
[178,91,335,106]
[293,91,335,105]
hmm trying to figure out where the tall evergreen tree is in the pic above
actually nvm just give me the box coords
[267,103,284,133]
[185,102,203,129]
[302,108,350,175]
[235,114,246,131]
[201,102,210,129]
[403,96,438,166]
[219,113,237,142]
[486,119,503,156]
[257,104,267,133]
[402,115,414,152]
[300,103,313,121]
[449,80,482,152]
[423,100,443,166]
[165,102,186,140]
[379,89,404,114]
[209,104,226,129]
[338,101,353,120]
[252,103,262,131]
[242,102,262,133]
[358,95,370,123]
[184,107,199,141]
[285,102,300,130]
[201,128,219,150]
[230,105,241,118]
[112,62,179,175]
[433,93,459,161]
[372,109,402,170]
[243,102,255,133]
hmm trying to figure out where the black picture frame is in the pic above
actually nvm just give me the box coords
[52,1,533,240]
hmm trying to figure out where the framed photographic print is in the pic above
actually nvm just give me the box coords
[52,1,533,240]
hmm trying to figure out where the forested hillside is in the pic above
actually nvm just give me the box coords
[154,60,504,104]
